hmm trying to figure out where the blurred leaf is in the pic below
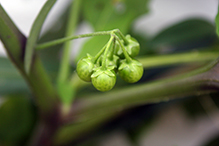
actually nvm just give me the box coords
[38,10,69,80]
[82,0,149,31]
[25,0,57,73]
[76,35,110,61]
[77,0,149,61]
[38,5,78,80]
[150,19,216,46]
[0,57,29,95]
[0,95,35,145]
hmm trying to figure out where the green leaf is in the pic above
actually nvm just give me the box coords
[150,19,216,46]
[77,0,150,61]
[0,57,29,95]
[0,4,26,67]
[24,0,57,73]
[0,95,35,145]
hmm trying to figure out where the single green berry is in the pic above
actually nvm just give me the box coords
[116,35,140,59]
[76,54,94,82]
[118,59,143,83]
[91,66,116,92]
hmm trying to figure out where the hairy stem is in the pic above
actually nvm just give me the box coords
[114,29,129,45]
[36,31,113,50]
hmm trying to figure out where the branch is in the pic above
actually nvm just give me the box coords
[54,58,219,144]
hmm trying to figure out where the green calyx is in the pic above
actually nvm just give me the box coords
[99,55,119,71]
[76,54,94,82]
[116,35,140,59]
[91,66,116,92]
[118,59,143,83]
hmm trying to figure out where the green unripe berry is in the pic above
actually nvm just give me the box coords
[91,66,116,92]
[116,35,140,59]
[118,59,143,83]
[76,54,94,82]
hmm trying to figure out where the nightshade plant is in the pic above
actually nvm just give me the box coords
[76,31,143,91]
[1,0,219,145]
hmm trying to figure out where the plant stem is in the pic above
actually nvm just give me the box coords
[93,44,107,63]
[36,31,113,50]
[138,51,219,69]
[114,29,129,45]
[114,35,132,63]
[102,35,114,69]
[109,38,116,60]
[57,0,81,84]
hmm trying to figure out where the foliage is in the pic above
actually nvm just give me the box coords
[0,0,219,145]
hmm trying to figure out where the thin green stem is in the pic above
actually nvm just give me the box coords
[93,44,107,63]
[114,35,132,63]
[36,31,113,50]
[109,38,116,60]
[58,0,81,83]
[102,35,114,69]
[114,29,129,45]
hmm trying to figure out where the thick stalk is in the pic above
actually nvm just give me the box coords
[138,51,219,69]
[54,58,219,144]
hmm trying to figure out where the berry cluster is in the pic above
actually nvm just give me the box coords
[76,32,143,92]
